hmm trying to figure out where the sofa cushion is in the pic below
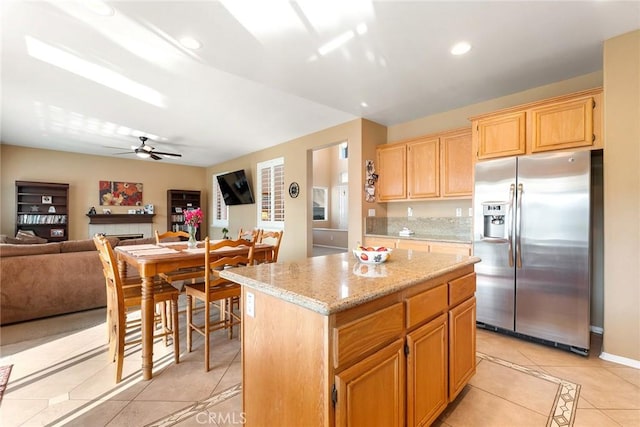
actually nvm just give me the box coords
[0,243,61,257]
[15,230,48,244]
[60,237,120,252]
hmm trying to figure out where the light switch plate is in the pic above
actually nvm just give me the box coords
[368,209,375,217]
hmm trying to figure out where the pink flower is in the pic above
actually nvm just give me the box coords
[184,208,203,228]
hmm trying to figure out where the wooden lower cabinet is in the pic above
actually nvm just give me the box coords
[241,265,477,427]
[449,296,477,401]
[335,339,405,427]
[407,313,448,427]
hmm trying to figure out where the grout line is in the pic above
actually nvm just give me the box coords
[144,382,242,427]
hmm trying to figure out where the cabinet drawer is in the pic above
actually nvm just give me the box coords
[406,284,447,329]
[449,273,476,307]
[334,303,404,369]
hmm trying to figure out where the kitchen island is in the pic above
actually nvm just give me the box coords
[220,250,480,427]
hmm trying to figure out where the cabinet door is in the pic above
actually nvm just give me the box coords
[406,313,448,427]
[441,130,472,197]
[396,239,430,252]
[335,339,405,427]
[429,242,472,256]
[377,144,407,201]
[449,296,476,401]
[407,137,439,199]
[530,96,595,153]
[476,111,526,159]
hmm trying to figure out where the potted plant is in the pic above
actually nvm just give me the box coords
[222,227,229,239]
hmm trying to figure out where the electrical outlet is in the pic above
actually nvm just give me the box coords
[368,209,375,217]
[456,208,462,217]
[246,292,255,318]
[407,207,413,217]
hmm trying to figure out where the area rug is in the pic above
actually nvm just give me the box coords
[476,352,581,427]
[0,365,13,403]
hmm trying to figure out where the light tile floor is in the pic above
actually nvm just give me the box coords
[1,302,638,426]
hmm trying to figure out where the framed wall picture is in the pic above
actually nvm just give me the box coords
[42,195,52,204]
[50,228,64,237]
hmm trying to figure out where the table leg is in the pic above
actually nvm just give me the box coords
[141,275,155,380]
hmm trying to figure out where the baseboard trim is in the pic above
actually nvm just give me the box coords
[599,352,640,369]
[590,326,604,334]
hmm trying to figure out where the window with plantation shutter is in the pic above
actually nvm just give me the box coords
[257,157,285,229]
[212,174,229,227]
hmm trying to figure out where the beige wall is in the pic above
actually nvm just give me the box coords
[0,145,207,240]
[206,119,370,261]
[383,71,603,219]
[603,30,640,362]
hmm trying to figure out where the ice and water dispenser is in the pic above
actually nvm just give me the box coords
[482,202,507,239]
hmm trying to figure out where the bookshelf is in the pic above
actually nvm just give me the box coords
[167,189,201,240]
[16,181,69,242]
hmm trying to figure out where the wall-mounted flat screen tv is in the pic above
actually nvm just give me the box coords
[216,170,255,205]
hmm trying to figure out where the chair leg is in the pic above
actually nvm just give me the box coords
[204,298,210,372]
[186,295,193,353]
[171,297,180,364]
[115,309,126,383]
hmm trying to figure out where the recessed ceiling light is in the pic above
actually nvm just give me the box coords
[81,0,115,16]
[179,37,201,50]
[450,41,471,56]
[360,102,368,108]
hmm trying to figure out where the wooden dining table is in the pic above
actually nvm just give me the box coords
[114,240,273,380]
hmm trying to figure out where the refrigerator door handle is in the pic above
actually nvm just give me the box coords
[516,183,523,268]
[508,183,515,267]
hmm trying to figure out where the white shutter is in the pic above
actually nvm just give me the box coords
[212,174,229,227]
[257,158,285,229]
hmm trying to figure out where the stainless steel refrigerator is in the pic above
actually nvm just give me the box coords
[473,150,591,354]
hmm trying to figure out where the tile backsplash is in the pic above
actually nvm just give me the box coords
[366,216,472,241]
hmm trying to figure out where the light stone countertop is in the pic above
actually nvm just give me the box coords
[220,250,480,315]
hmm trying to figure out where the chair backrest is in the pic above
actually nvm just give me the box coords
[204,235,256,293]
[259,230,284,263]
[237,227,262,242]
[155,230,190,244]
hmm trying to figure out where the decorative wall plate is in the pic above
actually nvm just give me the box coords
[288,182,300,198]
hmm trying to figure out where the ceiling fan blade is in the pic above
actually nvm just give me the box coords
[150,153,162,160]
[112,151,135,155]
[152,151,182,158]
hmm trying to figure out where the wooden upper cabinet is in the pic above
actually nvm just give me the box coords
[476,111,526,160]
[377,144,407,201]
[440,129,473,197]
[471,88,603,161]
[407,137,439,199]
[377,127,473,202]
[530,95,595,153]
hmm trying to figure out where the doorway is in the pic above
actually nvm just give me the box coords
[311,142,349,256]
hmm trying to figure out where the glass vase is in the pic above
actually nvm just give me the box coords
[187,225,197,248]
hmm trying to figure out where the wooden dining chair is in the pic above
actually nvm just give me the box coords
[237,227,262,242]
[155,230,189,243]
[155,230,206,285]
[184,235,256,371]
[93,234,181,383]
[257,230,284,263]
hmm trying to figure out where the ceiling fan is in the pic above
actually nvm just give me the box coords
[113,136,182,160]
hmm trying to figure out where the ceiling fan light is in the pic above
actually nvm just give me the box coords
[136,151,151,159]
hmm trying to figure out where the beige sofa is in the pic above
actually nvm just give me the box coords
[0,237,154,325]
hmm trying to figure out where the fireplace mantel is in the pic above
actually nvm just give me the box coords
[86,214,155,224]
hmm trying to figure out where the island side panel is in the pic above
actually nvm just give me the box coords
[242,287,331,426]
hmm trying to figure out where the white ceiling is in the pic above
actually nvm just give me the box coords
[1,1,639,167]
